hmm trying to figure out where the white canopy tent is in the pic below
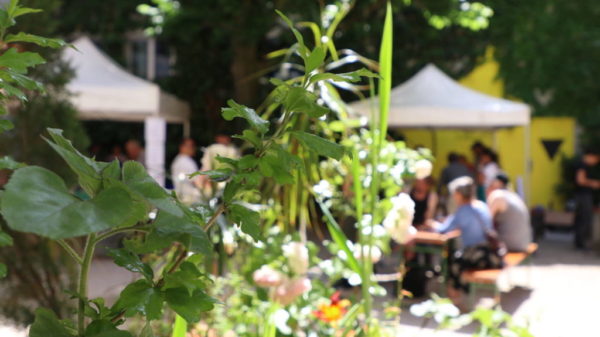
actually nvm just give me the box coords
[63,36,191,186]
[349,64,530,128]
[349,63,531,200]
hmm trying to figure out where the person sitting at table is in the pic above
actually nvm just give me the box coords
[486,173,532,252]
[434,176,504,303]
[410,176,438,229]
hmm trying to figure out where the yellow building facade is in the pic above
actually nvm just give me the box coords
[399,51,575,208]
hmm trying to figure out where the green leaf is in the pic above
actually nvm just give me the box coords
[162,261,205,296]
[85,320,134,337]
[1,166,141,239]
[192,168,232,182]
[0,119,13,132]
[238,155,258,170]
[45,128,105,196]
[0,231,13,247]
[5,33,67,48]
[0,156,25,170]
[0,263,6,278]
[0,48,45,73]
[310,68,379,84]
[275,10,309,59]
[234,129,262,149]
[291,131,344,160]
[11,7,42,18]
[113,280,163,321]
[378,1,394,146]
[153,209,211,255]
[2,69,44,90]
[108,248,154,282]
[316,199,362,275]
[222,100,269,134]
[122,161,183,217]
[284,87,329,118]
[223,180,241,203]
[2,83,26,100]
[170,315,187,337]
[164,288,216,323]
[29,308,75,337]
[227,204,261,241]
[305,45,326,73]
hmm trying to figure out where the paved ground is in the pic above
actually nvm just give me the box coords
[3,231,600,336]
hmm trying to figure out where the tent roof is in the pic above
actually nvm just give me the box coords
[63,36,190,123]
[349,64,530,128]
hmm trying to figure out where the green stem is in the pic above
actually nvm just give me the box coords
[56,239,83,265]
[93,225,150,244]
[203,204,225,231]
[78,234,96,336]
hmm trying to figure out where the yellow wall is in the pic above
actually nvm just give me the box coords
[529,117,576,208]
[398,49,576,208]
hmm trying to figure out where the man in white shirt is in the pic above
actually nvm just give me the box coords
[200,134,240,190]
[171,138,201,204]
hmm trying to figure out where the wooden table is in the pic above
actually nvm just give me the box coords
[406,230,461,295]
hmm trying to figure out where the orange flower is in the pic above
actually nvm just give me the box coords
[314,291,351,323]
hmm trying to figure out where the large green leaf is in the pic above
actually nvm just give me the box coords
[164,288,216,323]
[1,166,141,239]
[162,261,205,296]
[122,161,183,216]
[29,308,75,337]
[108,248,154,282]
[291,131,344,160]
[0,48,45,73]
[226,204,261,241]
[112,280,163,321]
[5,33,67,48]
[222,100,269,134]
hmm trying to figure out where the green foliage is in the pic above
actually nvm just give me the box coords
[488,0,600,144]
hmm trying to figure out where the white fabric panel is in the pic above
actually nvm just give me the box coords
[63,36,190,123]
[145,117,166,186]
[349,64,530,128]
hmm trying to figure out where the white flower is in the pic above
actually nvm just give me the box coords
[313,180,334,199]
[253,265,284,288]
[282,242,309,275]
[414,159,433,179]
[383,193,415,244]
[222,229,237,255]
[353,244,382,264]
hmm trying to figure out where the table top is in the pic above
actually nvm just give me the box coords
[412,229,460,245]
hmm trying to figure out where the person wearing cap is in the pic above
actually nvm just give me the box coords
[487,173,532,252]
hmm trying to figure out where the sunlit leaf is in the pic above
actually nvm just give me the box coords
[5,33,67,48]
[222,99,269,134]
[291,131,344,160]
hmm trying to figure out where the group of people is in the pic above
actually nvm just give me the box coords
[408,142,532,303]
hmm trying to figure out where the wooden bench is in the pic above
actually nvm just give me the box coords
[462,242,538,306]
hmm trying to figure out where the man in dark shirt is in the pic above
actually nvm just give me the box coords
[574,149,600,249]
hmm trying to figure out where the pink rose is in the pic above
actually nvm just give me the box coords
[253,265,284,288]
[272,277,312,306]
